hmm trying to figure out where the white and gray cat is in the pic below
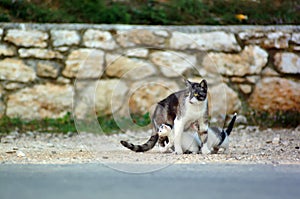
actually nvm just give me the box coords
[120,79,209,154]
[157,123,201,154]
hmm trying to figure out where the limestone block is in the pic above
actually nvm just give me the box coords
[74,79,128,118]
[150,51,196,77]
[239,84,252,94]
[170,31,241,52]
[0,43,15,56]
[57,76,71,84]
[51,30,80,46]
[291,33,300,44]
[4,29,48,47]
[116,29,166,47]
[261,67,280,76]
[248,77,300,112]
[106,54,156,80]
[129,79,179,114]
[18,48,63,59]
[3,82,25,90]
[62,49,104,78]
[209,83,241,116]
[238,31,290,49]
[6,83,73,119]
[83,29,117,50]
[202,45,268,76]
[0,58,36,82]
[37,61,61,78]
[125,48,149,58]
[274,52,300,74]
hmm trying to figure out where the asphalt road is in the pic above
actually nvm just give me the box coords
[0,164,299,199]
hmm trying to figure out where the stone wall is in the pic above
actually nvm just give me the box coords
[0,23,299,120]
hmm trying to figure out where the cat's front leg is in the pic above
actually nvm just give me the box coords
[173,119,184,154]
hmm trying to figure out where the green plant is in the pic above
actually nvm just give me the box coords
[0,112,151,135]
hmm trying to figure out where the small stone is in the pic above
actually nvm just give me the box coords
[291,33,300,44]
[261,67,280,76]
[0,58,36,82]
[116,29,166,47]
[18,48,63,59]
[51,30,80,47]
[83,29,118,50]
[4,82,25,90]
[125,48,149,58]
[239,84,252,94]
[56,76,71,84]
[102,156,109,159]
[51,151,57,154]
[274,52,300,74]
[16,150,26,157]
[272,134,281,144]
[37,61,60,78]
[0,44,15,56]
[154,30,169,37]
[13,147,19,150]
[4,29,48,47]
[47,143,55,147]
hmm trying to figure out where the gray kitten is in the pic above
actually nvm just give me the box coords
[120,79,209,154]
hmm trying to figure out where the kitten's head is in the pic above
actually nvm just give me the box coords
[185,79,208,104]
[158,124,172,136]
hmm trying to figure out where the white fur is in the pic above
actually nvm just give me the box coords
[201,128,229,155]
[158,124,200,154]
[173,97,208,154]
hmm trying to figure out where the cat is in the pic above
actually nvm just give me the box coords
[201,113,237,154]
[120,79,209,154]
[157,123,201,154]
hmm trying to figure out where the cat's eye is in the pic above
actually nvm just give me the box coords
[194,93,199,97]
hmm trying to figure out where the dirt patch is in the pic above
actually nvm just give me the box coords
[1,126,299,165]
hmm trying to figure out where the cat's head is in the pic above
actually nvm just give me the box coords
[185,79,208,104]
[158,124,172,136]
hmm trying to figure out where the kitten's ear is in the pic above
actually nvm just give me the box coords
[185,79,192,88]
[200,79,207,89]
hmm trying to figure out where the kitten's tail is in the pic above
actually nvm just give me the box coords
[225,113,237,136]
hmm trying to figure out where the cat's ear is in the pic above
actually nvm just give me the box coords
[185,79,192,88]
[199,79,207,89]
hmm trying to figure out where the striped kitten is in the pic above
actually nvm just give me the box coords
[201,113,237,154]
[120,79,209,154]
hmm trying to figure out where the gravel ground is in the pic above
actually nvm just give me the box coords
[1,125,299,165]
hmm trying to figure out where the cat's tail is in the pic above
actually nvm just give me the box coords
[120,133,159,152]
[225,113,237,136]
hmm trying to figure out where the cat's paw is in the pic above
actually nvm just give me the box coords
[174,148,183,155]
